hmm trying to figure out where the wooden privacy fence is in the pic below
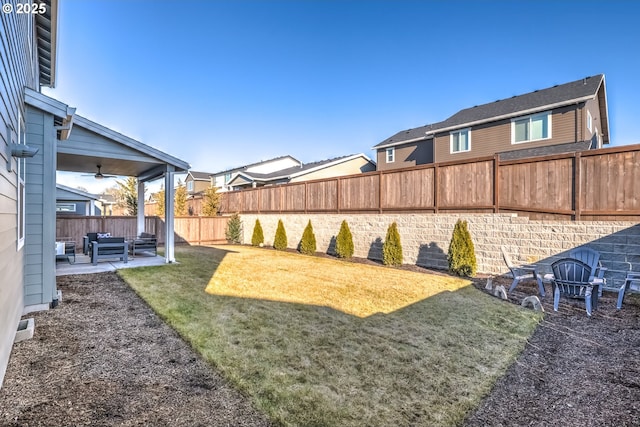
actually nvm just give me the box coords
[219,144,640,221]
[56,215,230,246]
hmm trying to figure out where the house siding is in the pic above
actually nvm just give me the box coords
[584,97,603,148]
[24,107,57,308]
[0,8,40,387]
[376,139,434,171]
[434,105,581,162]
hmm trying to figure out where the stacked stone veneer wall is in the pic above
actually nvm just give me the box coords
[240,213,640,282]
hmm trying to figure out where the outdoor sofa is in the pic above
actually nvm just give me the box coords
[91,237,128,265]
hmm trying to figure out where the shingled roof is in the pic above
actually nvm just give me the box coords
[375,74,605,149]
[227,154,374,186]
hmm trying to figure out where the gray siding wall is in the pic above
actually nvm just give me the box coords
[376,139,434,171]
[25,107,57,307]
[0,9,40,387]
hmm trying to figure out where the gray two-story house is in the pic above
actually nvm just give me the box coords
[374,74,609,170]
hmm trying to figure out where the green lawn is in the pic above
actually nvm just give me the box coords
[119,245,541,427]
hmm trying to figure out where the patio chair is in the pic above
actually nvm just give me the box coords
[569,247,607,296]
[129,232,157,256]
[501,246,545,296]
[551,258,599,316]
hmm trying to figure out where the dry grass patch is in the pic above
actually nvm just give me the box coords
[205,245,469,317]
[120,245,542,427]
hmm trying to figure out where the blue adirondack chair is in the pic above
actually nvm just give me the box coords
[569,247,607,296]
[551,258,599,316]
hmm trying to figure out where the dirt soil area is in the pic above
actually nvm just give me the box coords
[1,270,639,426]
[0,273,273,427]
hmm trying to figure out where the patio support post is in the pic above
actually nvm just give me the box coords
[164,166,175,263]
[136,179,145,235]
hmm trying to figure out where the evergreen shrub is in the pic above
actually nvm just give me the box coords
[225,213,242,244]
[335,220,354,259]
[447,219,477,277]
[273,219,288,250]
[382,222,403,266]
[299,220,317,255]
[251,219,264,246]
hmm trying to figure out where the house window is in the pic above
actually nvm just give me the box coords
[386,147,395,163]
[187,181,194,192]
[512,112,551,143]
[450,129,470,153]
[587,110,593,133]
[56,203,76,212]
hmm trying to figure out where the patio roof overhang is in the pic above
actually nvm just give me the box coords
[25,87,190,264]
[25,88,190,180]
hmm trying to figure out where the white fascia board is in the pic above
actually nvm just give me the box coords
[24,87,71,118]
[598,75,611,144]
[426,96,595,135]
[372,136,429,150]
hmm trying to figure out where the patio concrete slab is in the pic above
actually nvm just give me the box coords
[56,253,172,276]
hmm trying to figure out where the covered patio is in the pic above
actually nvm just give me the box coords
[23,88,190,312]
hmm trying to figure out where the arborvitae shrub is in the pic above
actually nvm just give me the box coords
[225,213,242,244]
[299,220,317,255]
[251,219,264,246]
[447,219,477,277]
[335,220,354,259]
[273,219,288,250]
[382,222,403,266]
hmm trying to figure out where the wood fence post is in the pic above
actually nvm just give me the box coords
[574,152,582,221]
[337,177,341,214]
[378,171,383,214]
[493,154,500,213]
[434,164,439,213]
[304,182,308,214]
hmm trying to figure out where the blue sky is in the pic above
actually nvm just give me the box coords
[50,0,640,193]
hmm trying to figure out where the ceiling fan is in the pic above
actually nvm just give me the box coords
[83,165,117,180]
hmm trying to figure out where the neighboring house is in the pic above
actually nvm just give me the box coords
[0,0,190,389]
[374,74,610,170]
[211,155,302,191]
[185,170,214,196]
[96,193,116,216]
[56,184,100,215]
[226,154,376,189]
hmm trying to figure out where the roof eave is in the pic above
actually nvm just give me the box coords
[426,95,597,135]
[373,136,429,150]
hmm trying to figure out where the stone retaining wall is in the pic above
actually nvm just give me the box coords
[240,213,640,282]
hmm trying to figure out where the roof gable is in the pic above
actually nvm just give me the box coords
[187,171,213,181]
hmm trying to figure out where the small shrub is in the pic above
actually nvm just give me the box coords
[225,213,242,244]
[335,220,354,258]
[273,219,288,250]
[382,222,403,266]
[251,219,264,246]
[447,219,477,277]
[299,220,317,255]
